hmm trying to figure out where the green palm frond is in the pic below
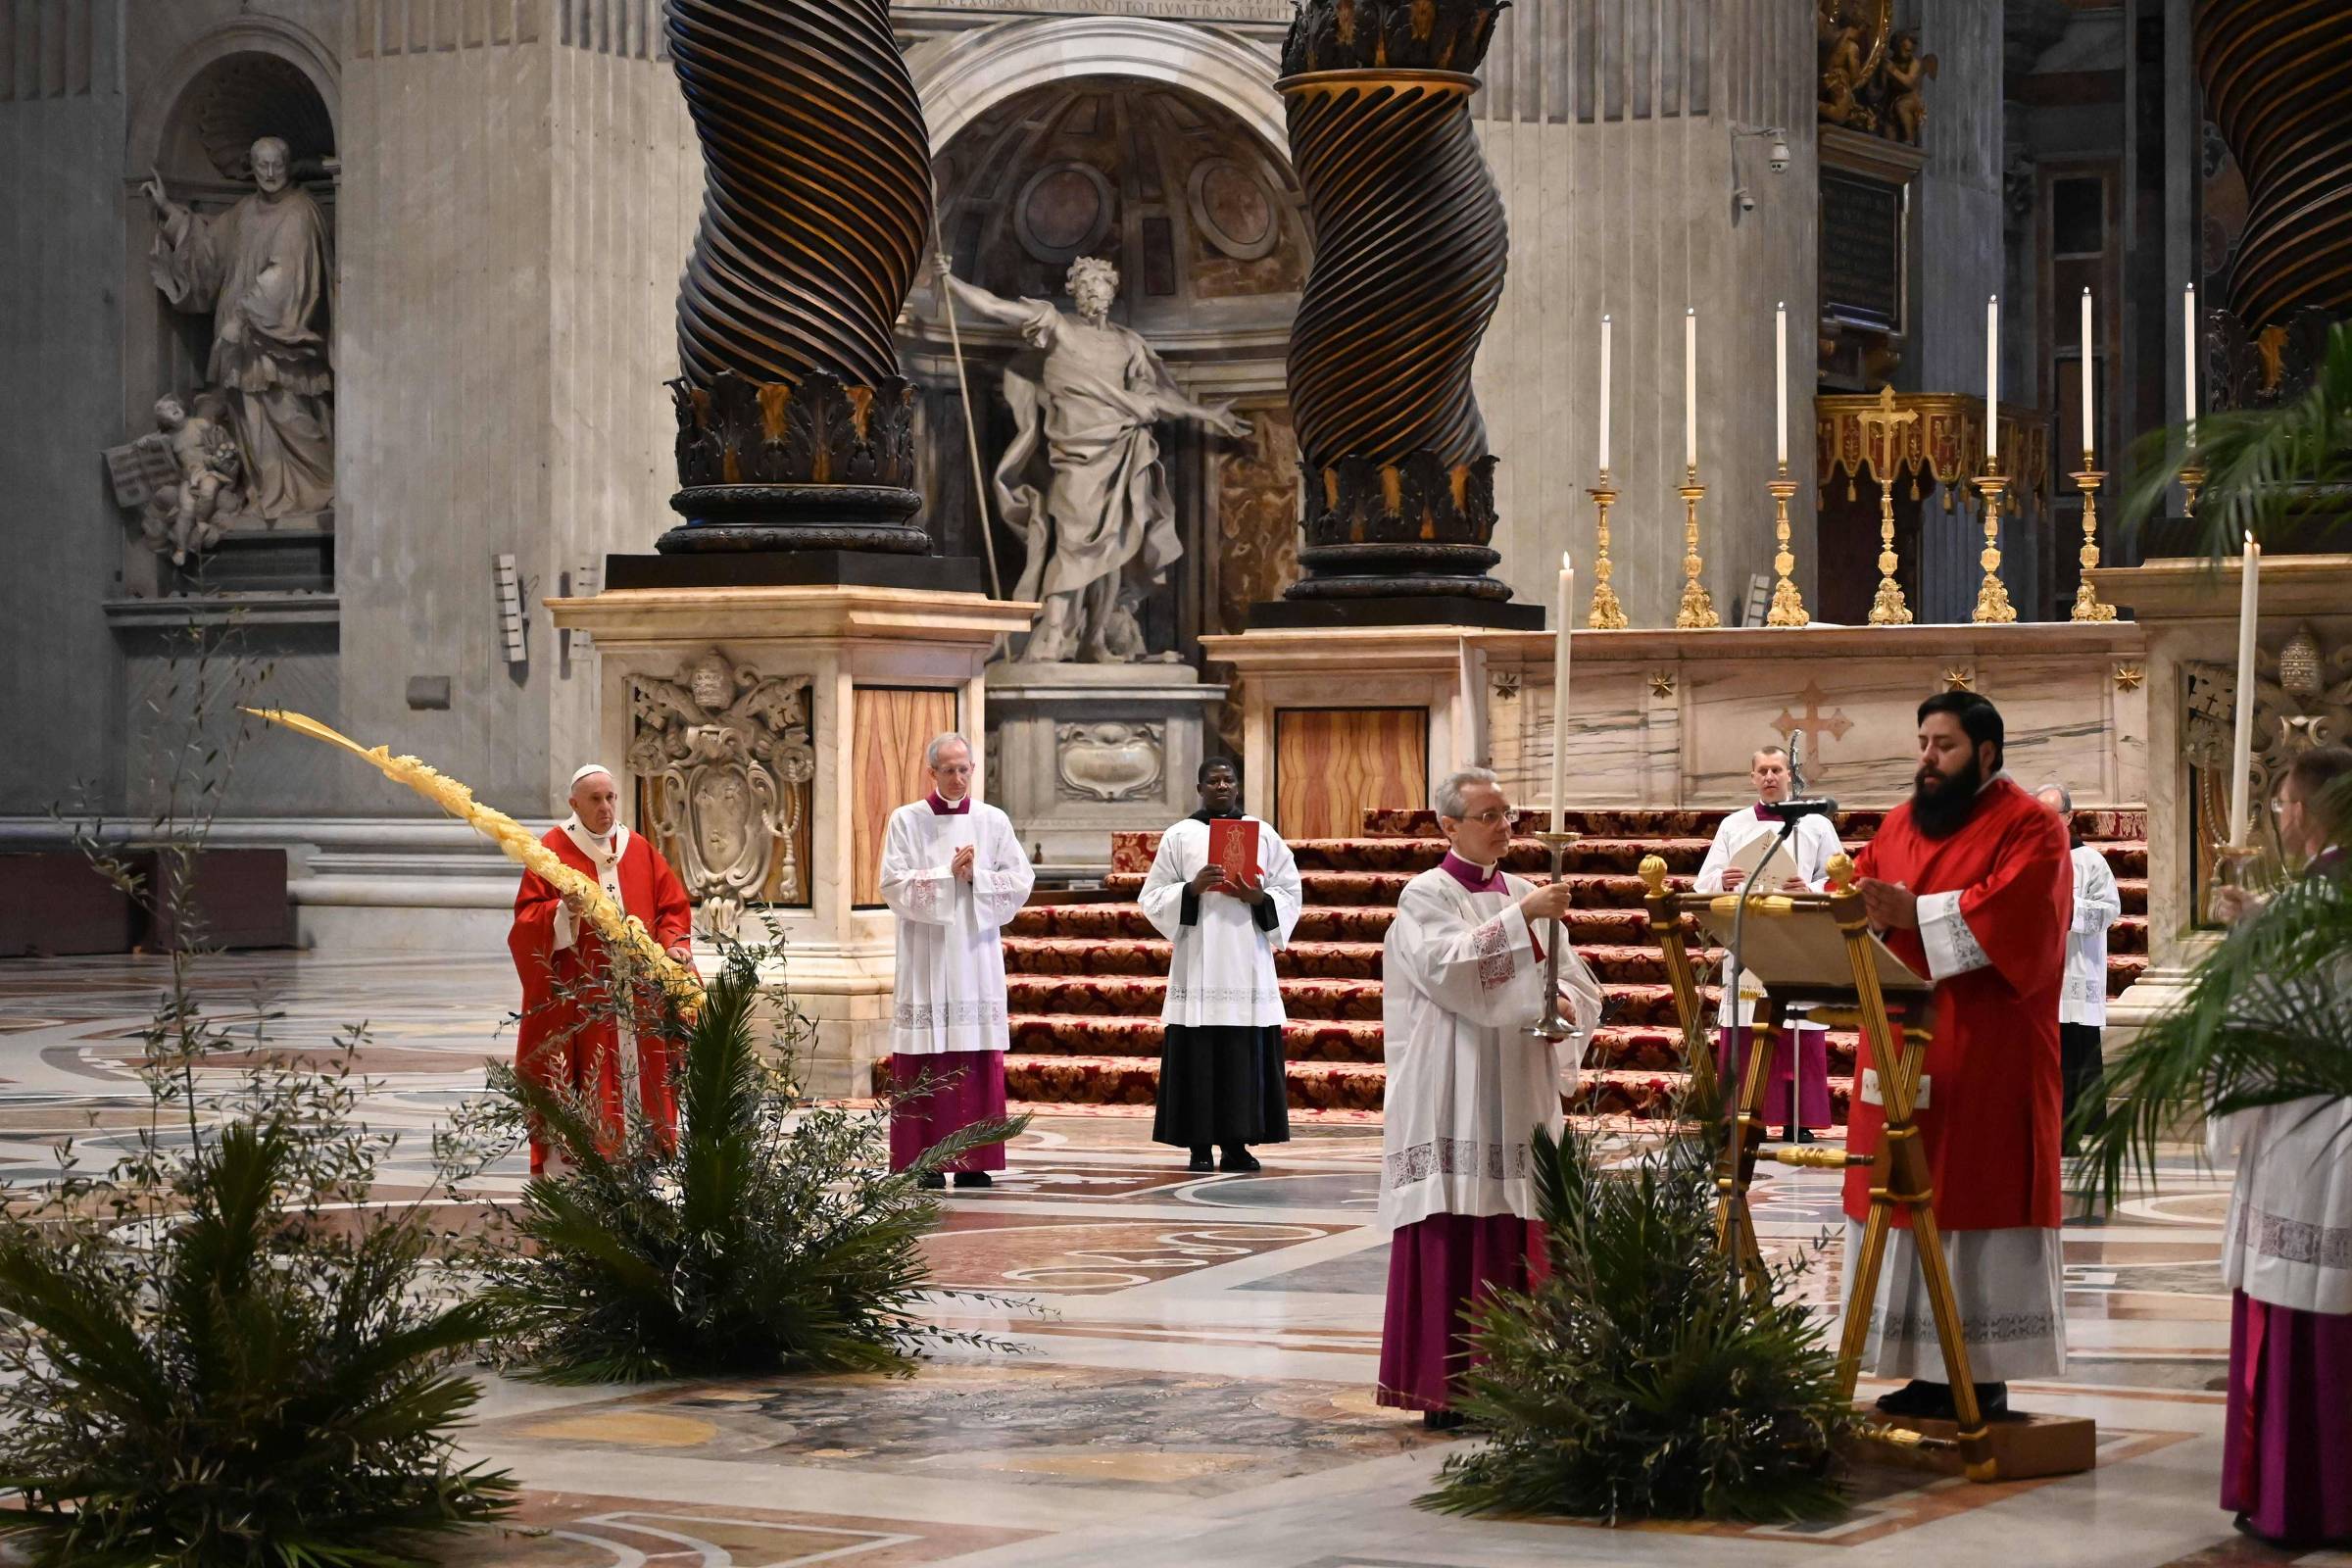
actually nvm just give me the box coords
[2075,868,2352,1206]
[485,947,1032,1382]
[2120,319,2352,560]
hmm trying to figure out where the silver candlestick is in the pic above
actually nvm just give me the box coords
[1526,829,1582,1039]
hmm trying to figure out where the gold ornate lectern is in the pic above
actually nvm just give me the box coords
[1640,851,2000,1483]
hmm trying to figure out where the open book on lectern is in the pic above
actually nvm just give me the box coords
[1691,901,1933,999]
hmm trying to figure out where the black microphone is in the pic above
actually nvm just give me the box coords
[1760,796,1838,823]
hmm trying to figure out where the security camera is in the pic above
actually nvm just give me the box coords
[1769,136,1791,173]
[1736,187,1756,215]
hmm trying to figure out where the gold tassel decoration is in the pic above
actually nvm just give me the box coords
[242,708,703,1014]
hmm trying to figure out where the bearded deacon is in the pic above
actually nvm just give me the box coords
[509,763,697,1175]
[1139,758,1302,1173]
[880,733,1035,1189]
[1379,768,1603,1429]
[1847,692,2074,1422]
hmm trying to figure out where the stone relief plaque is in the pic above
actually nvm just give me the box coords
[1055,721,1167,803]
[628,650,817,933]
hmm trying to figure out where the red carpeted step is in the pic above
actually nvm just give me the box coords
[2115,877,2147,915]
[1102,869,1691,906]
[1008,974,1387,1022]
[1106,832,1718,877]
[997,1054,1392,1112]
[2110,914,2148,956]
[1003,936,1387,980]
[1007,1013,1386,1062]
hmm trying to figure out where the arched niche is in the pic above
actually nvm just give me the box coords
[902,54,1306,659]
[121,23,339,593]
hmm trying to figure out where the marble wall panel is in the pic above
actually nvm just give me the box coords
[1272,708,1427,841]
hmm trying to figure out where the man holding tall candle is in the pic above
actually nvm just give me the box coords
[1377,768,1602,1429]
[1843,693,2075,1422]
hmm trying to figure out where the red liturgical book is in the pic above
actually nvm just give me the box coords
[1206,818,1260,891]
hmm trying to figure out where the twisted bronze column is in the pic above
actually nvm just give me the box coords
[658,0,934,554]
[2196,0,2352,332]
[1275,0,1522,612]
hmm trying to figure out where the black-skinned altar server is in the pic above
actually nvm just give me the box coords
[1847,693,2074,1423]
[1139,758,1302,1173]
[1378,767,1602,1429]
[879,733,1035,1190]
[2209,745,2352,1547]
[1693,745,1840,1142]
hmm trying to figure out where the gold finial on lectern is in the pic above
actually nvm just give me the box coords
[1826,852,1856,892]
[1639,854,1669,896]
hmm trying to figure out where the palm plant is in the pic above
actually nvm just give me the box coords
[481,950,1025,1382]
[2120,318,2352,557]
[1420,1114,1858,1524]
[2075,846,2352,1205]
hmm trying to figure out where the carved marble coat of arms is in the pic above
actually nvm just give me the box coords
[628,651,815,937]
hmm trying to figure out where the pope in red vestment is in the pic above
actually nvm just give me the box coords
[1845,692,2074,1421]
[508,764,696,1174]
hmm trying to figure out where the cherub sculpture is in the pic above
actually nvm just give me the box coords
[1877,32,1937,145]
[134,392,245,564]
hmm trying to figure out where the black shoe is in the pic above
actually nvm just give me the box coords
[952,1171,994,1189]
[1188,1147,1215,1172]
[1220,1147,1262,1173]
[1793,1126,1816,1145]
[916,1172,946,1191]
[1874,1380,1956,1420]
[1421,1408,1465,1432]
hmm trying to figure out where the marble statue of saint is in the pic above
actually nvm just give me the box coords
[940,256,1248,663]
[142,136,334,520]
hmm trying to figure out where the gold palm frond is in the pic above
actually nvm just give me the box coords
[241,708,702,1013]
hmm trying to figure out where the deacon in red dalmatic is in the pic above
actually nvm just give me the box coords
[508,762,696,1174]
[1844,692,2074,1424]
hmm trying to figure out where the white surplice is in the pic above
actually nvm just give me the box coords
[1692,807,1842,1026]
[2061,841,2121,1027]
[879,800,1035,1055]
[1136,816,1303,1027]
[2214,1097,2352,1316]
[1379,863,1603,1231]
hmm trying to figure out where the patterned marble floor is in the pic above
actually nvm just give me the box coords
[0,950,2324,1568]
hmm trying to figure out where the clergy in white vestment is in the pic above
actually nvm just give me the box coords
[1378,767,1602,1429]
[2207,746,2352,1546]
[1139,758,1303,1173]
[1694,745,1842,1143]
[879,732,1036,1190]
[2035,783,2120,1153]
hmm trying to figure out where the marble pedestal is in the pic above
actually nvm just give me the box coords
[547,584,1038,1098]
[2091,555,2352,1042]
[983,662,1227,876]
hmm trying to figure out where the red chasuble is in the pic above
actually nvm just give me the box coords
[508,827,694,1173]
[1842,776,2073,1232]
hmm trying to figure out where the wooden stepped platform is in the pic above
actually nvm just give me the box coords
[943,806,2148,1126]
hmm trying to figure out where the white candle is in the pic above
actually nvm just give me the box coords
[1597,315,1612,474]
[1984,294,1999,461]
[1775,301,1788,467]
[2229,531,2261,847]
[1684,307,1697,472]
[1551,553,1573,834]
[2184,282,2199,448]
[2079,287,2095,466]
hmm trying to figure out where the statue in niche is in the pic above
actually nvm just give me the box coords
[142,135,335,521]
[938,255,1249,663]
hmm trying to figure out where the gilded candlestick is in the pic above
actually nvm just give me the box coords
[1971,471,2016,624]
[2070,463,2116,621]
[1765,466,1808,626]
[1587,475,1627,629]
[1867,473,1911,624]
[1675,466,1719,629]
[2181,461,2206,518]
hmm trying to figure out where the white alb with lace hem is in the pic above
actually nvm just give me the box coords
[879,799,1036,1056]
[1136,817,1303,1028]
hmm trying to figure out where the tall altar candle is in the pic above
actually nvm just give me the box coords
[1775,301,1788,467]
[1598,315,1612,473]
[1684,307,1697,471]
[1984,294,1999,461]
[2229,531,2261,847]
[2184,282,2199,447]
[1551,553,1573,834]
[2079,287,2095,465]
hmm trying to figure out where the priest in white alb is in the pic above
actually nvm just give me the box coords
[1694,745,1841,1142]
[1139,757,1302,1173]
[1379,767,1602,1429]
[879,732,1036,1189]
